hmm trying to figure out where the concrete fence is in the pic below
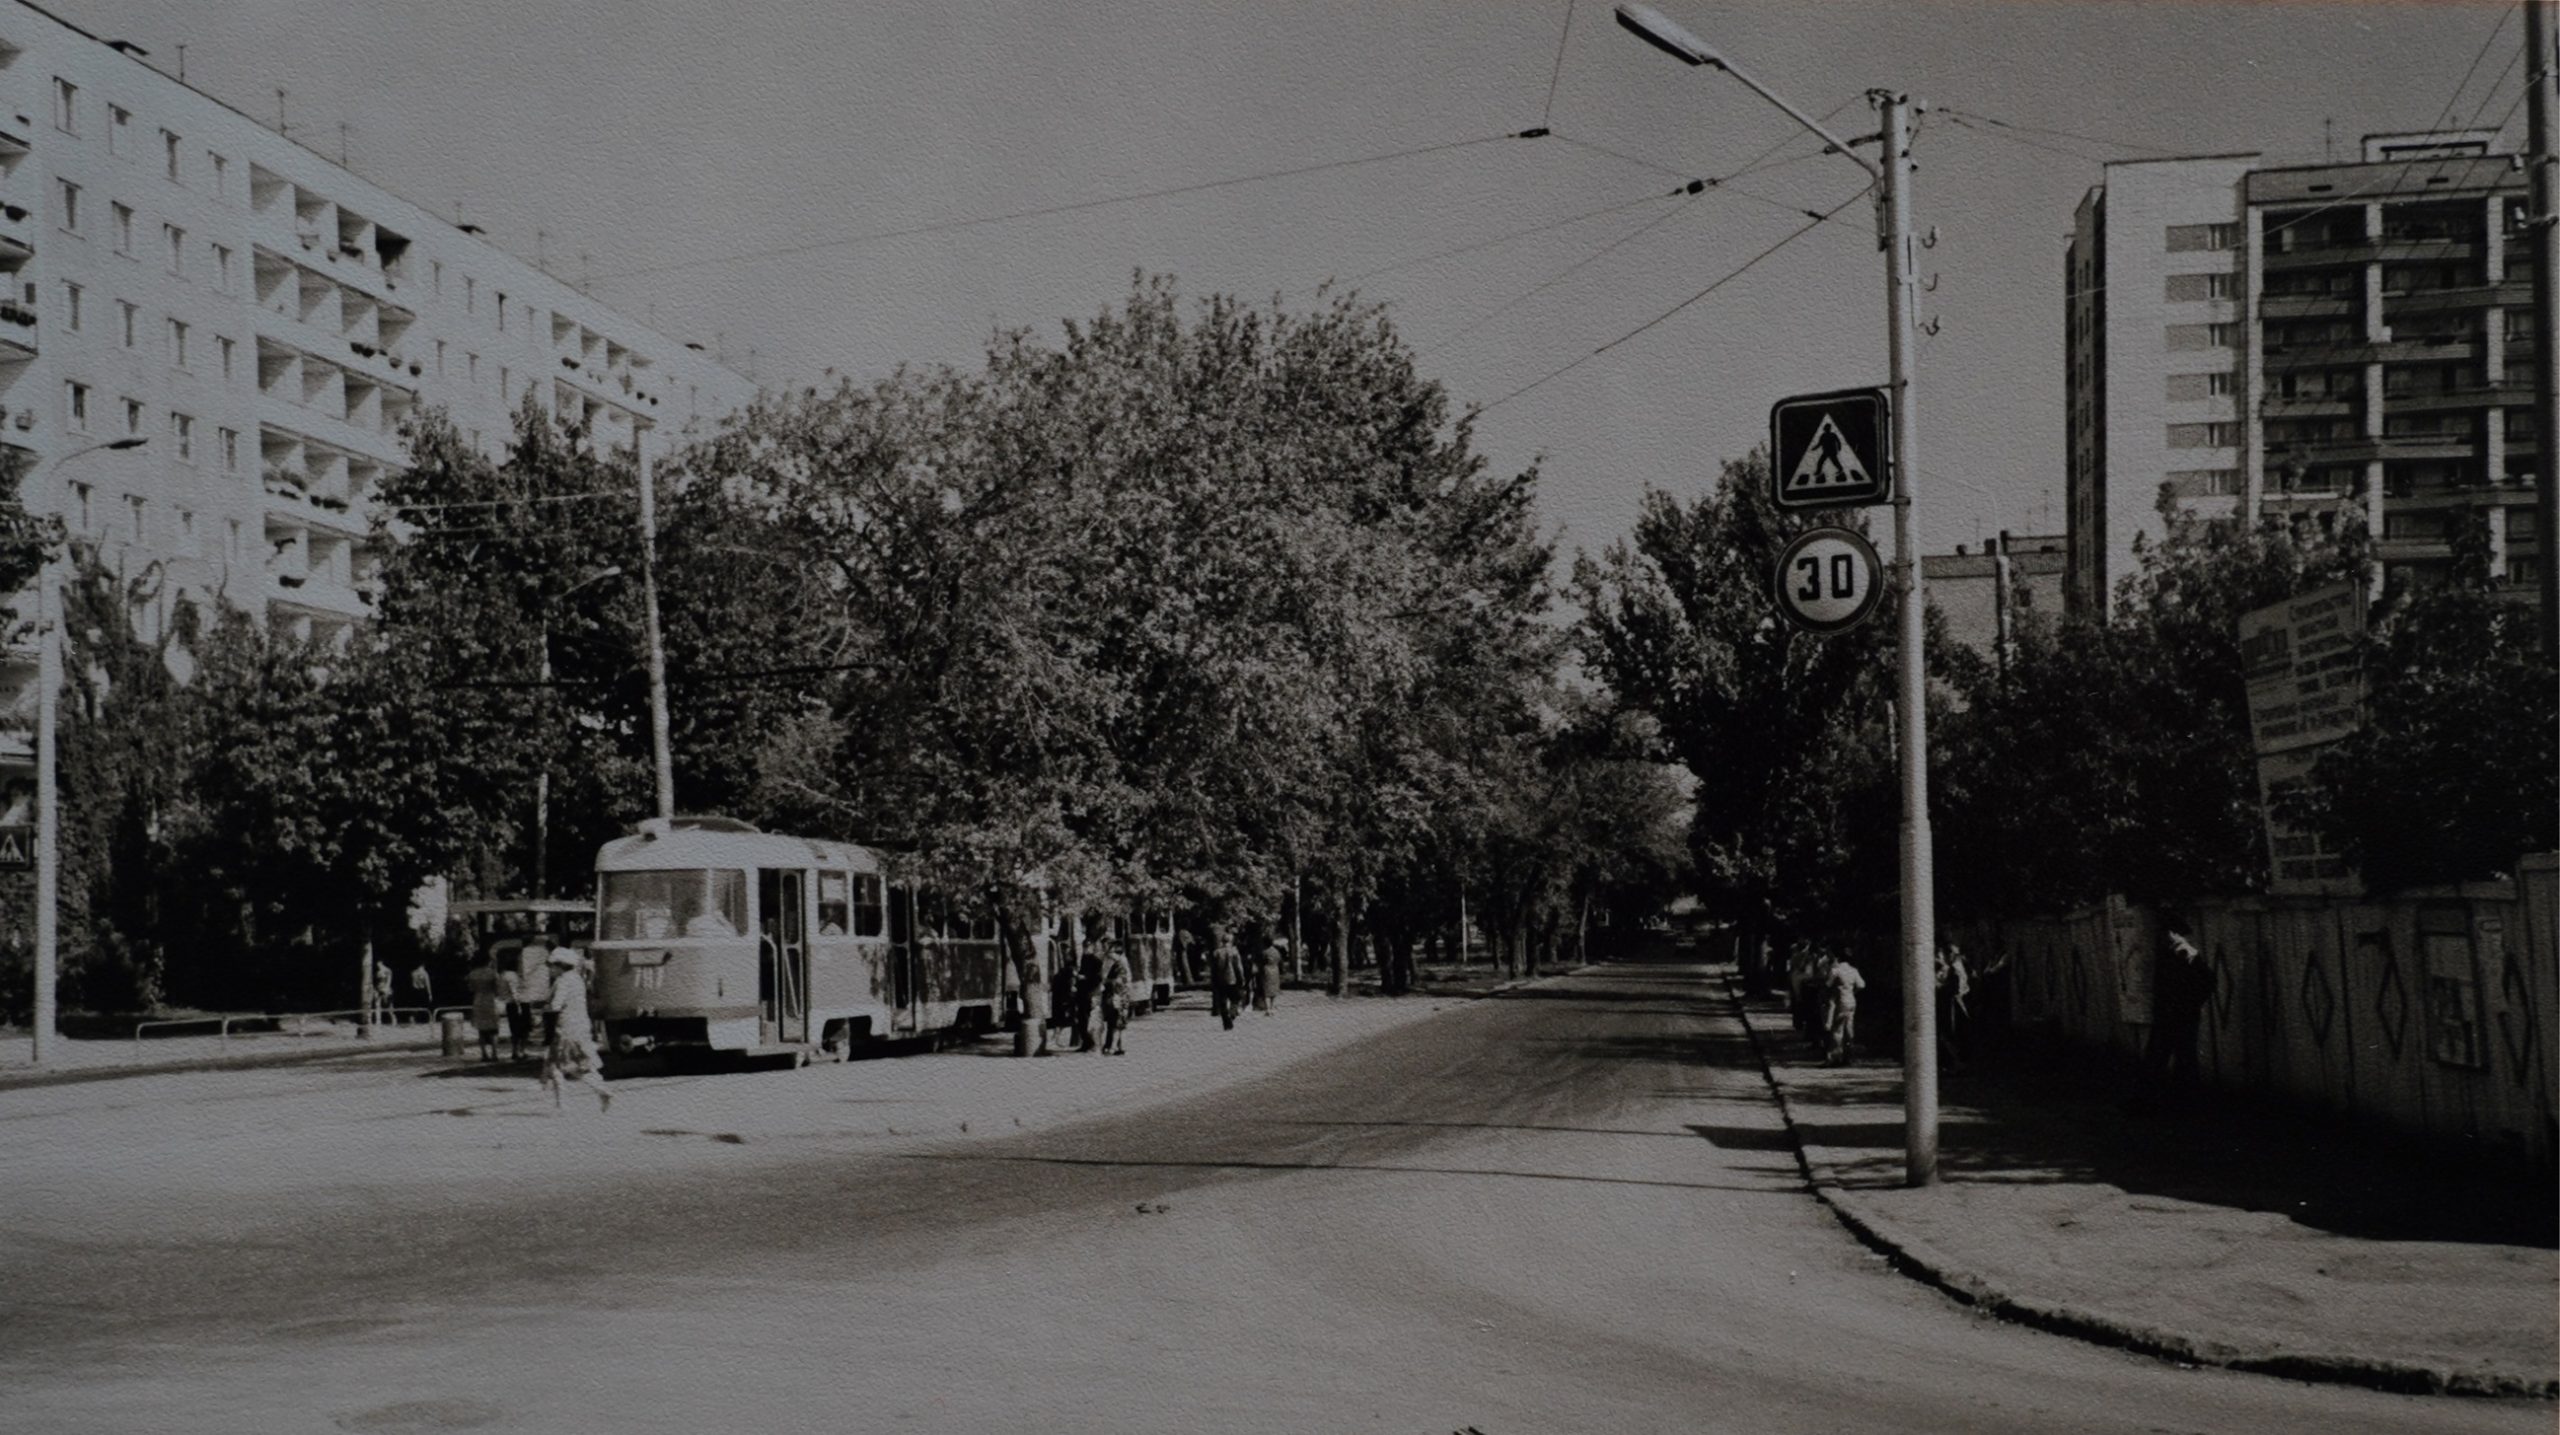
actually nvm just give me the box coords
[1955,853,2557,1167]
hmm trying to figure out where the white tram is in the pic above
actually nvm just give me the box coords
[590,816,1012,1061]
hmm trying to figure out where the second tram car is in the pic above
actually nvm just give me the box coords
[590,817,1010,1060]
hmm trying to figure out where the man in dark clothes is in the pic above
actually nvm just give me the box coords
[1208,932,1246,1030]
[2141,915,2211,1106]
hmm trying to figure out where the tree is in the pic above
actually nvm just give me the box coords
[2298,510,2558,889]
[1573,456,1895,975]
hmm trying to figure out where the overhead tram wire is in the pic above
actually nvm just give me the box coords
[1476,185,1869,415]
[1324,184,1690,294]
[589,129,1556,284]
[1540,0,1579,129]
[1428,197,1704,348]
[2424,2,2518,137]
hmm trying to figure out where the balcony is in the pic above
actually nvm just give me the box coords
[2259,292,2356,321]
[0,200,32,266]
[2382,278,2532,319]
[0,297,36,361]
[2379,381,2530,414]
[2373,237,2483,265]
[2370,335,2483,364]
[2260,393,2355,419]
[2261,238,2371,271]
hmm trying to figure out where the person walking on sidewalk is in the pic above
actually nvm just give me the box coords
[1098,942,1135,1056]
[1016,955,1054,1057]
[1071,943,1103,1052]
[540,946,611,1113]
[368,957,397,1027]
[1209,933,1246,1030]
[1254,936,1282,1016]
[465,954,503,1062]
[2139,915,2210,1108]
[1823,953,1866,1066]
[1936,941,1972,1074]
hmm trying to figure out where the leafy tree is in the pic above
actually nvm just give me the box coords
[2298,510,2557,888]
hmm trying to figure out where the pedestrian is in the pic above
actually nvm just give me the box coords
[495,951,527,1061]
[408,960,435,1015]
[465,954,503,1062]
[1208,932,1246,1030]
[1936,941,1972,1073]
[1017,956,1053,1057]
[1254,936,1282,1015]
[1823,953,1866,1066]
[2140,914,2210,1108]
[541,946,611,1113]
[1098,942,1134,1056]
[369,956,397,1026]
[1072,942,1103,1052]
[516,935,558,1054]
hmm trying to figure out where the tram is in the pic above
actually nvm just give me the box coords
[590,817,1013,1061]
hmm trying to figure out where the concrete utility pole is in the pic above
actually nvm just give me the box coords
[1878,91,1940,1187]
[636,439,676,819]
[2528,0,2560,659]
[1614,4,1936,1186]
[30,437,147,1065]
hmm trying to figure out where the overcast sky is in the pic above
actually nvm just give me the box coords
[49,0,2515,559]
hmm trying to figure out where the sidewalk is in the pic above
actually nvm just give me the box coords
[1727,976,2559,1399]
[0,1017,444,1090]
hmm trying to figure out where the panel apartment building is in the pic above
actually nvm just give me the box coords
[0,1,754,655]
[2065,130,2544,616]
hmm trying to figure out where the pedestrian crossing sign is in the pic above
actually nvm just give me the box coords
[0,824,29,872]
[1770,387,1892,510]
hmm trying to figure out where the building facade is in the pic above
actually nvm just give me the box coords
[2064,132,2544,616]
[0,0,754,654]
[1922,531,2066,660]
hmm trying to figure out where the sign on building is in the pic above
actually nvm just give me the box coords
[2238,582,2366,896]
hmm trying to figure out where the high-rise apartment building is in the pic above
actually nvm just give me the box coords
[0,1,754,653]
[2064,131,2544,616]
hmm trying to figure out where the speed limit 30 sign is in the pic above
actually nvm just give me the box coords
[1771,526,1885,635]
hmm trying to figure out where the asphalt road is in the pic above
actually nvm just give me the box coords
[0,962,2543,1434]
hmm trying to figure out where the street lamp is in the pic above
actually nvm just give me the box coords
[533,563,624,895]
[29,435,148,1065]
[1613,5,1941,1186]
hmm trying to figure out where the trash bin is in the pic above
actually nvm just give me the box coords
[438,1010,468,1058]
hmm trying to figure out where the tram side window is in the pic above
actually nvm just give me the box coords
[853,873,884,937]
[815,871,851,937]
[601,869,747,940]
[916,893,945,941]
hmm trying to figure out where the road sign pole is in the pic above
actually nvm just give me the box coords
[1879,90,1938,1188]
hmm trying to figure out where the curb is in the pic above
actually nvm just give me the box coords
[1719,973,2557,1402]
[0,1034,445,1093]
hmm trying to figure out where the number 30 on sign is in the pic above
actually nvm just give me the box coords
[1771,526,1884,635]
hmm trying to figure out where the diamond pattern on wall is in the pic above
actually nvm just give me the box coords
[2067,940,2089,1020]
[2301,950,2337,1050]
[2257,944,2282,1044]
[2210,944,2235,1031]
[2374,945,2409,1059]
[2498,953,2540,1089]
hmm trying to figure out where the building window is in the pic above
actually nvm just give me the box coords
[209,152,228,199]
[64,381,90,432]
[175,507,197,557]
[218,335,236,383]
[499,364,510,401]
[51,77,78,134]
[125,494,145,543]
[108,105,133,156]
[434,339,446,377]
[55,179,80,235]
[2206,322,2236,347]
[226,518,242,563]
[60,281,81,332]
[2165,272,2238,302]
[2207,371,2234,396]
[69,482,91,532]
[170,412,194,462]
[111,203,133,256]
[464,277,475,314]
[212,243,234,293]
[2169,467,2239,496]
[220,426,240,472]
[2167,421,2239,449]
[164,223,185,275]
[2166,221,2242,252]
[118,300,138,348]
[161,128,182,183]
[467,352,479,383]
[496,292,507,331]
[123,398,145,437]
[168,317,189,368]
[431,259,442,297]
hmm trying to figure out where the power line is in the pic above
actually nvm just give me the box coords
[1477,186,1867,414]
[1429,195,1705,348]
[2426,3,2516,136]
[1323,184,1687,293]
[1935,108,2179,160]
[1540,0,1578,128]
[591,129,1550,283]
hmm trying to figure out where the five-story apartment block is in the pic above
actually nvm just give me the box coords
[0,1,753,655]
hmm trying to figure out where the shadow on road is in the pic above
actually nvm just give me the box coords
[887,1148,1801,1198]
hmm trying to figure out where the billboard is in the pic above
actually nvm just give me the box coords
[2238,583,2365,897]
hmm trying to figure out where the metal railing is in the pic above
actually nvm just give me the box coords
[130,1005,465,1056]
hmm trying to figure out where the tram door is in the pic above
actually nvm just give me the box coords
[756,869,809,1045]
[886,886,922,1033]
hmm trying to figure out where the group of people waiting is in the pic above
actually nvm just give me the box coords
[1784,938,2000,1070]
[1014,939,1140,1057]
[460,939,611,1112]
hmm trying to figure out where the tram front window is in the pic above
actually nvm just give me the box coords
[601,869,748,940]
